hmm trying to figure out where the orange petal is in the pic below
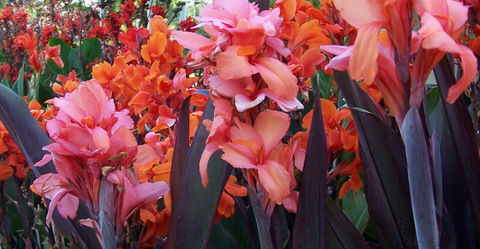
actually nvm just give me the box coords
[350,23,382,84]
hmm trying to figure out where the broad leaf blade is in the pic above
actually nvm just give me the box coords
[433,56,480,245]
[401,107,438,249]
[81,38,102,66]
[326,196,371,249]
[334,70,417,249]
[340,190,369,233]
[292,89,327,249]
[0,84,100,248]
[168,98,232,249]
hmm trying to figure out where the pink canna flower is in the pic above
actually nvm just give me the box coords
[322,42,407,124]
[106,168,169,226]
[411,0,477,105]
[172,0,301,112]
[39,80,136,164]
[219,110,292,204]
[332,0,412,85]
[33,80,154,230]
[31,173,80,225]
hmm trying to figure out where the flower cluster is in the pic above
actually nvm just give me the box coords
[31,81,169,240]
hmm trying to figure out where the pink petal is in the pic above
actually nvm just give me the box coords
[260,88,304,112]
[258,160,291,204]
[215,46,259,80]
[209,75,255,98]
[418,12,462,53]
[171,30,214,51]
[57,193,79,220]
[88,127,110,153]
[134,181,169,203]
[446,0,468,31]
[134,145,160,167]
[200,143,220,187]
[34,154,52,167]
[333,0,387,28]
[235,93,266,112]
[255,57,298,99]
[220,142,258,169]
[322,45,352,71]
[112,110,134,133]
[447,45,478,103]
[253,110,290,155]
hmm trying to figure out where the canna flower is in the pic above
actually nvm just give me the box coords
[31,173,80,224]
[0,161,14,181]
[219,110,292,204]
[412,0,477,105]
[172,0,302,112]
[106,168,169,226]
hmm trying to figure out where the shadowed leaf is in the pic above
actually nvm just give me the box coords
[168,96,232,249]
[326,196,370,249]
[334,70,417,249]
[434,56,480,246]
[292,89,327,249]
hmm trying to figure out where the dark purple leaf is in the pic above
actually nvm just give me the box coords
[292,89,327,249]
[434,56,480,246]
[325,196,371,249]
[334,70,417,249]
[167,99,232,249]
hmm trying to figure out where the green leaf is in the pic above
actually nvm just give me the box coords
[68,48,82,75]
[12,63,25,96]
[1,76,10,88]
[340,190,369,233]
[0,84,101,248]
[427,87,440,114]
[334,70,417,249]
[434,56,480,246]
[48,38,71,76]
[401,107,438,249]
[316,71,334,99]
[292,89,328,249]
[168,96,232,249]
[81,38,102,66]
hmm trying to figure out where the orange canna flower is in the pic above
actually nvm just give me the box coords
[0,161,14,182]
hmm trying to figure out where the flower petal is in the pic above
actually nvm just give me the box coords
[258,160,291,204]
[253,110,290,155]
